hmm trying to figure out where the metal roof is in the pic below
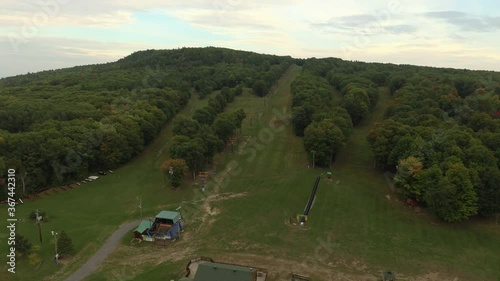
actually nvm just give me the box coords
[134,220,151,233]
[156,210,181,223]
[193,262,255,281]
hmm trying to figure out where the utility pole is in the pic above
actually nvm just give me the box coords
[51,231,58,264]
[138,196,143,221]
[311,150,316,169]
[36,209,43,243]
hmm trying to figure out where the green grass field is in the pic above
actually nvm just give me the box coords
[2,65,500,281]
[0,91,218,281]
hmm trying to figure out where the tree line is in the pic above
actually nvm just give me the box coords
[292,57,499,222]
[162,65,292,187]
[0,47,292,197]
[367,68,500,222]
[290,58,384,167]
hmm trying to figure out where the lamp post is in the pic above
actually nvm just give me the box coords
[311,150,316,169]
[138,196,142,221]
[36,209,43,243]
[51,231,58,264]
[175,206,183,239]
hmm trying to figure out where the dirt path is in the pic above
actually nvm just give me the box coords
[64,220,140,281]
[70,66,306,280]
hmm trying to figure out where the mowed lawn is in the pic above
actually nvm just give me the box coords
[3,65,500,281]
[0,92,217,281]
[123,65,498,281]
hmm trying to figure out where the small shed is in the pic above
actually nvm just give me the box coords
[150,210,184,241]
[155,210,181,224]
[133,220,151,239]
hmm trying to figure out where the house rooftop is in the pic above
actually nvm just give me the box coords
[134,220,151,233]
[193,262,255,281]
[156,210,181,223]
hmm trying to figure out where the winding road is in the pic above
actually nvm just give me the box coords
[64,220,140,281]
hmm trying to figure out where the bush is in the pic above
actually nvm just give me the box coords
[57,231,74,257]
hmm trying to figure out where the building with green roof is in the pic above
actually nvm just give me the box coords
[134,220,151,233]
[133,210,183,241]
[194,262,256,281]
[180,258,267,281]
[156,210,181,223]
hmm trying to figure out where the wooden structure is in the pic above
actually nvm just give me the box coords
[291,273,310,281]
[182,257,267,281]
[133,210,183,242]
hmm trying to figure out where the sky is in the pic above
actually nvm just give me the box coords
[1,0,500,78]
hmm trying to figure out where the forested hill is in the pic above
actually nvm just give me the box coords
[0,47,499,222]
[0,47,293,196]
[296,58,500,222]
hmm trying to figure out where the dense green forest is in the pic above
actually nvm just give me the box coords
[0,47,292,196]
[291,58,500,222]
[291,58,382,167]
[0,47,499,222]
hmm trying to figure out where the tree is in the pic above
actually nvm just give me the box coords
[172,117,200,138]
[291,105,314,136]
[342,88,370,124]
[454,76,478,98]
[15,234,32,257]
[193,108,216,125]
[367,119,413,168]
[195,126,224,162]
[424,163,478,222]
[57,231,74,257]
[413,165,443,203]
[160,159,189,187]
[170,136,205,177]
[387,135,425,167]
[473,167,500,217]
[213,113,237,142]
[387,75,406,94]
[304,119,346,167]
[231,109,246,130]
[252,79,267,96]
[394,156,424,200]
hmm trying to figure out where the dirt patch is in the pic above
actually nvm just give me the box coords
[204,205,220,216]
[192,192,249,235]
[273,120,286,127]
[412,273,460,281]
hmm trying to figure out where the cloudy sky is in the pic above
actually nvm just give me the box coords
[1,0,500,78]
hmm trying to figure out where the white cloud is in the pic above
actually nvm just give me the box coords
[0,36,147,77]
[1,0,500,77]
[0,10,134,28]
